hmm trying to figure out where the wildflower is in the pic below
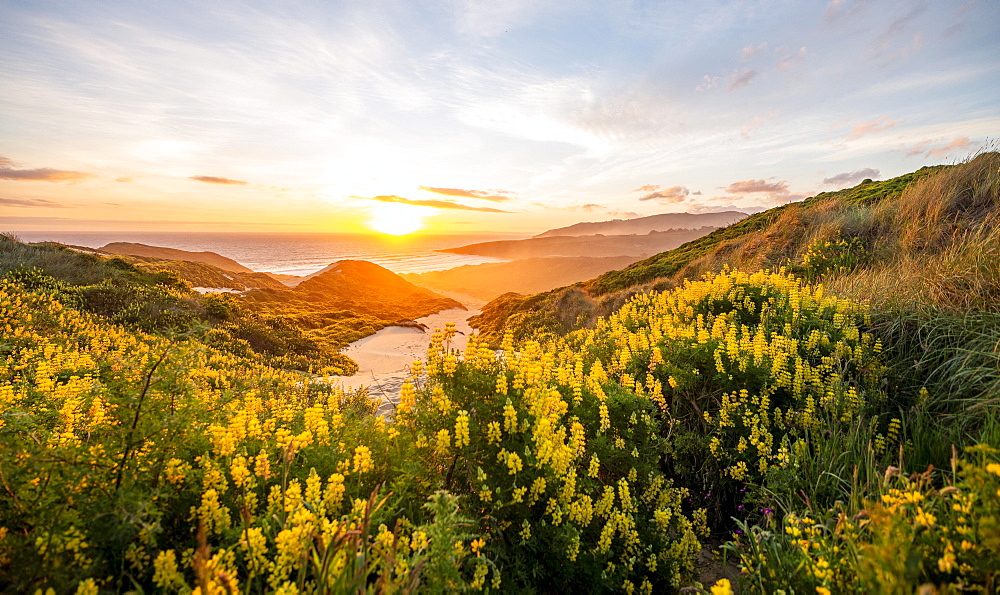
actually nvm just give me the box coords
[915,507,936,527]
[470,538,485,556]
[352,445,374,474]
[711,578,733,595]
[938,542,957,572]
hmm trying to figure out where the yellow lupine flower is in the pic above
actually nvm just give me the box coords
[710,578,733,595]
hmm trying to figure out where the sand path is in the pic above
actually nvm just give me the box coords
[332,290,484,416]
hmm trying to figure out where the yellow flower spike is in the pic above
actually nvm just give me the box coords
[710,578,733,595]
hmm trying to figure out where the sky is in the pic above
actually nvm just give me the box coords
[1,0,998,235]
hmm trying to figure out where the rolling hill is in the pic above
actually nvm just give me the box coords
[100,241,253,273]
[246,260,464,347]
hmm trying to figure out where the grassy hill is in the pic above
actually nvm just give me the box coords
[0,235,359,374]
[113,253,288,291]
[472,154,999,344]
[99,241,254,273]
[244,260,464,349]
[0,241,464,375]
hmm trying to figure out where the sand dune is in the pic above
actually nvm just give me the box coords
[334,297,483,416]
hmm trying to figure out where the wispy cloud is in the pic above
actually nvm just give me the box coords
[639,185,690,203]
[632,184,660,192]
[606,210,640,218]
[824,0,871,25]
[419,186,514,202]
[926,137,976,158]
[0,156,94,183]
[740,111,780,138]
[823,167,880,186]
[190,175,248,185]
[739,42,769,62]
[848,116,896,139]
[728,69,758,92]
[776,46,807,70]
[0,196,68,208]
[696,75,720,92]
[725,179,789,194]
[580,203,604,212]
[352,194,512,213]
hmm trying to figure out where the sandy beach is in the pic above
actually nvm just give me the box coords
[333,291,484,416]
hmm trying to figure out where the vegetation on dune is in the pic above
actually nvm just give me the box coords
[4,258,999,592]
[97,241,256,273]
[115,254,288,291]
[0,236,356,374]
[2,154,1000,592]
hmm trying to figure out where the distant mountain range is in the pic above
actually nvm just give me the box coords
[534,211,747,237]
[440,227,720,259]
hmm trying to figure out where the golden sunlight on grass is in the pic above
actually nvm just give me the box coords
[366,203,426,235]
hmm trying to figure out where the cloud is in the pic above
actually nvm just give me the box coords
[639,185,690,203]
[0,156,94,183]
[848,116,896,139]
[740,111,780,138]
[728,69,757,92]
[606,210,640,218]
[0,196,67,208]
[777,46,807,70]
[926,137,975,158]
[190,175,248,185]
[115,177,133,183]
[696,75,720,92]
[725,179,789,194]
[739,42,768,62]
[352,194,512,213]
[418,186,514,202]
[632,184,660,192]
[823,168,880,186]
[824,0,871,24]
[689,203,768,215]
[580,203,604,212]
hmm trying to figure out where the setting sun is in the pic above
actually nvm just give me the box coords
[367,203,426,235]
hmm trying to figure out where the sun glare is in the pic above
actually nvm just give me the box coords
[367,203,426,235]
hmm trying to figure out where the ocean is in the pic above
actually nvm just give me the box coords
[13,231,521,276]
